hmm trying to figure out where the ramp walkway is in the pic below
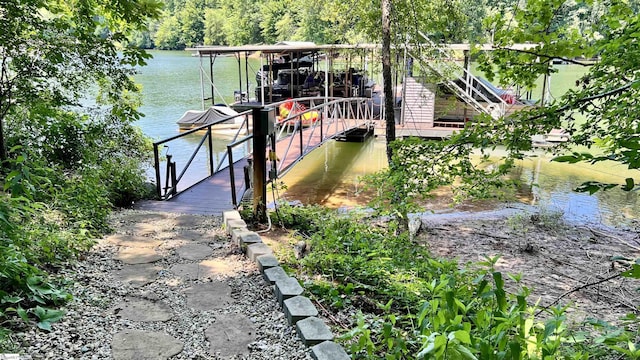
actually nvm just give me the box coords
[136,97,376,215]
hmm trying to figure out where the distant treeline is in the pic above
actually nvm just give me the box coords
[130,0,633,50]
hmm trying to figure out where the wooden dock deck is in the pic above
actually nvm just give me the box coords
[135,119,366,215]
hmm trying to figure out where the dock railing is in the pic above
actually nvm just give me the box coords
[411,31,510,120]
[152,110,251,200]
[152,96,377,203]
[269,97,376,175]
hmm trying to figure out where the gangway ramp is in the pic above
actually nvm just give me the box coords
[136,97,376,215]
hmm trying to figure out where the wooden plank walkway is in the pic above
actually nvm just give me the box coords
[135,120,363,215]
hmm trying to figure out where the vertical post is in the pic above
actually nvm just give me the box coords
[207,126,214,176]
[260,54,265,106]
[209,54,215,106]
[237,54,243,104]
[154,144,161,199]
[463,49,471,120]
[199,55,205,110]
[245,52,250,101]
[252,107,267,223]
[170,161,177,196]
[228,146,237,207]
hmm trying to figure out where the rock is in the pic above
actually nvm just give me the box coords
[111,298,173,322]
[184,281,233,311]
[111,330,183,360]
[205,314,256,357]
[175,243,213,261]
[115,264,161,287]
[106,234,163,248]
[115,247,163,264]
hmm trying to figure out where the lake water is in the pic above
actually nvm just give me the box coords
[135,51,639,228]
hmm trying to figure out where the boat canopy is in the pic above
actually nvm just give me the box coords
[176,106,240,128]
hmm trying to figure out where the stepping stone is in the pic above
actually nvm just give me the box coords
[238,231,262,248]
[124,213,168,223]
[246,243,272,261]
[115,264,161,287]
[256,254,279,273]
[205,314,255,357]
[106,234,162,248]
[112,298,173,322]
[283,296,318,325]
[223,210,242,228]
[171,230,223,244]
[263,267,289,285]
[198,259,241,278]
[310,341,350,360]
[175,243,212,261]
[172,214,203,228]
[127,223,159,236]
[296,317,334,346]
[111,329,183,360]
[184,281,232,311]
[116,247,163,264]
[275,277,304,305]
[171,230,206,242]
[169,263,200,280]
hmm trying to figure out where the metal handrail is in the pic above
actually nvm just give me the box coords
[275,97,375,175]
[226,134,253,207]
[415,31,509,119]
[152,109,251,199]
[152,97,376,201]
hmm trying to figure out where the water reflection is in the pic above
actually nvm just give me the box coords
[280,139,639,227]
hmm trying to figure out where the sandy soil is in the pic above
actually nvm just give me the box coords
[418,210,640,324]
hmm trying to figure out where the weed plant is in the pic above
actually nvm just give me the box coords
[274,204,640,359]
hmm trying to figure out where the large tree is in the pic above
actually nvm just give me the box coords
[0,0,162,163]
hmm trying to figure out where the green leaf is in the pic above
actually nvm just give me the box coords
[622,178,635,191]
[620,139,640,150]
[453,330,471,344]
[16,307,29,323]
[37,321,52,331]
[622,264,640,279]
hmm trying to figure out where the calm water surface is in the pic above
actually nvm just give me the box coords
[135,52,638,227]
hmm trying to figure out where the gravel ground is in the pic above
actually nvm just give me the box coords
[11,210,313,360]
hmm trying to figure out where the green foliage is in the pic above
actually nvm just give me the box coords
[471,0,640,193]
[280,205,639,359]
[364,137,517,229]
[0,0,160,346]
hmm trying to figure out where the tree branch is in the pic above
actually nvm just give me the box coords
[493,46,593,67]
[535,272,621,316]
[524,79,640,122]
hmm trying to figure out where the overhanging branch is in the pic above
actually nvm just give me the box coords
[493,46,593,67]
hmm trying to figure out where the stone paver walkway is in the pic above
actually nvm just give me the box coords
[12,211,312,360]
[106,212,261,359]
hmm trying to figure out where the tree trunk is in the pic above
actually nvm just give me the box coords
[381,0,395,163]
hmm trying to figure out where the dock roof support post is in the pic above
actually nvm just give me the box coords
[209,54,216,106]
[237,53,243,104]
[199,54,205,110]
[245,51,250,101]
[260,54,265,106]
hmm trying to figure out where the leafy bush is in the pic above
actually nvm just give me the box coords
[278,205,640,359]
